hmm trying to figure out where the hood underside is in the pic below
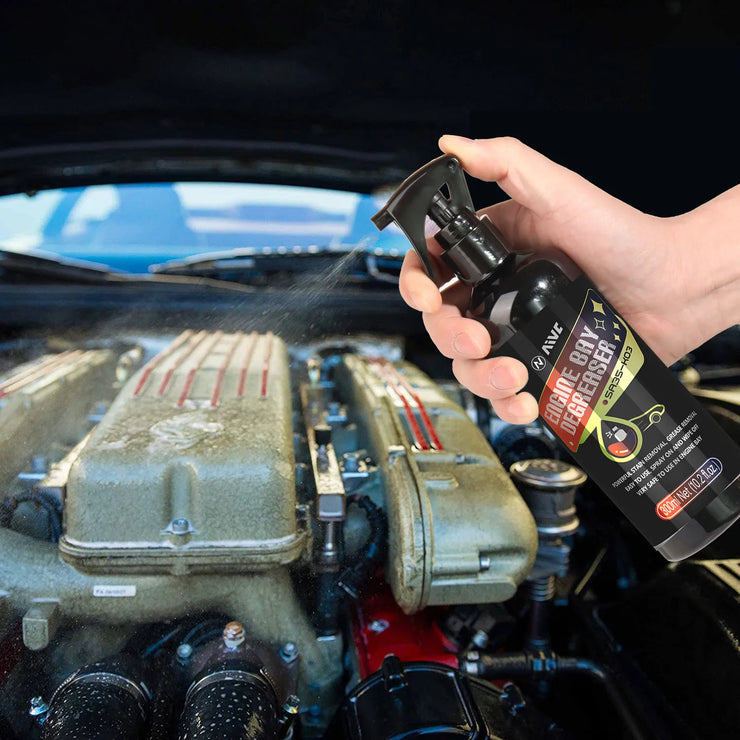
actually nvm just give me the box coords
[0,1,738,212]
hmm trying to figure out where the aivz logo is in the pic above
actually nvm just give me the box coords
[541,322,563,355]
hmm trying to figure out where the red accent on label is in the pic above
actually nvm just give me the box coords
[540,368,596,449]
[537,296,621,451]
[655,458,723,520]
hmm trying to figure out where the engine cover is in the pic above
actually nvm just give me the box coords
[60,331,305,574]
[0,348,117,496]
[336,356,537,613]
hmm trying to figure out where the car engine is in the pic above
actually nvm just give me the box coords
[0,329,738,739]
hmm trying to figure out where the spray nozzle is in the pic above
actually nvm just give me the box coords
[372,154,512,287]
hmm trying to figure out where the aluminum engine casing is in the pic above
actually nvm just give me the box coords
[60,331,305,574]
[336,356,538,613]
[0,349,118,496]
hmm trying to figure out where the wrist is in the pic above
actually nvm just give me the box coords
[670,196,740,334]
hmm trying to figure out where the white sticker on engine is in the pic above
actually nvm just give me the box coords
[93,585,136,598]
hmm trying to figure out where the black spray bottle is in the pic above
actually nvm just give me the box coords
[373,154,740,561]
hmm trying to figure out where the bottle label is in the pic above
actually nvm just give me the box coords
[498,275,740,546]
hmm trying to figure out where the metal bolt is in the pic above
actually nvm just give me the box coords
[29,696,49,717]
[343,452,360,472]
[308,363,321,386]
[283,694,300,715]
[222,621,246,650]
[30,456,49,475]
[176,643,193,662]
[316,448,329,473]
[479,555,491,572]
[462,659,479,676]
[472,629,489,649]
[171,518,190,534]
[368,619,389,634]
[280,641,299,661]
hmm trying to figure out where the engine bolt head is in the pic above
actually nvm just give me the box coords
[171,518,190,534]
[283,694,300,715]
[368,619,389,633]
[28,696,49,717]
[280,641,299,661]
[472,629,489,649]
[31,456,49,475]
[343,452,360,472]
[176,643,193,661]
[222,621,246,650]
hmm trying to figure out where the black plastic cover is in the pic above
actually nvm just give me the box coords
[329,655,565,740]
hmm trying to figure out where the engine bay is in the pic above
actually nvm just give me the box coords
[0,328,738,739]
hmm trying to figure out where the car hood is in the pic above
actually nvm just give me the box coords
[0,1,738,213]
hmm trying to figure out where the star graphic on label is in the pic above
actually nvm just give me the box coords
[614,333,621,341]
[613,321,621,329]
[594,318,606,330]
[591,300,605,314]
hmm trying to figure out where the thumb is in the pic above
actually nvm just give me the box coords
[439,135,610,219]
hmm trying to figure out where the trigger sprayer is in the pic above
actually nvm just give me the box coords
[373,154,740,561]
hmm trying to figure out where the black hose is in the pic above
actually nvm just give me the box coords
[314,571,342,636]
[0,492,62,542]
[41,657,150,740]
[177,661,279,740]
[469,651,651,740]
[338,496,387,599]
[125,613,231,660]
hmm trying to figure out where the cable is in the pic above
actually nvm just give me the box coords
[0,492,62,542]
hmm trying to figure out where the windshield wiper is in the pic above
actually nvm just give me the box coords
[151,247,403,285]
[0,248,126,284]
[0,248,256,293]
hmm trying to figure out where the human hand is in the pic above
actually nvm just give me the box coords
[399,135,740,423]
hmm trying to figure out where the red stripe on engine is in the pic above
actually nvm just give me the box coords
[210,332,242,407]
[0,350,81,399]
[157,331,206,397]
[260,333,274,398]
[237,332,259,397]
[373,358,429,450]
[176,331,222,407]
[388,362,444,451]
[133,331,192,396]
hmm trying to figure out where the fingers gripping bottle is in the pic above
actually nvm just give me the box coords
[373,155,740,561]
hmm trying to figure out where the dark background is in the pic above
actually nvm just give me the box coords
[0,0,738,214]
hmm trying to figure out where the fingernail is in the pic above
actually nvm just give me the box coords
[490,365,518,390]
[453,332,482,357]
[440,134,472,144]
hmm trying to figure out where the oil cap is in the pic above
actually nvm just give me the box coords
[510,459,586,536]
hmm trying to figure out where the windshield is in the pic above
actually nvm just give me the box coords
[0,182,409,273]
